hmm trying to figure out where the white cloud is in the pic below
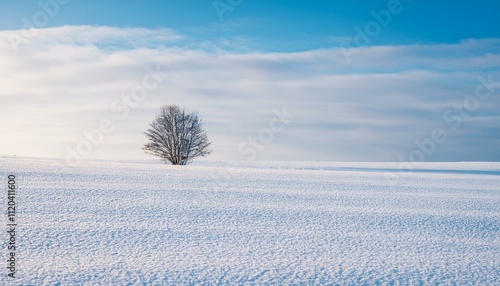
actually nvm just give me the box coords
[0,26,499,162]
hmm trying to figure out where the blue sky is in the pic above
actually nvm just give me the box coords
[0,0,499,163]
[2,0,500,50]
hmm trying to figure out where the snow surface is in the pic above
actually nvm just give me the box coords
[1,157,499,285]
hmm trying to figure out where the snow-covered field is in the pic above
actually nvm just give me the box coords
[1,157,499,285]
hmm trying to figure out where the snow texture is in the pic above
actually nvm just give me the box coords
[1,157,499,285]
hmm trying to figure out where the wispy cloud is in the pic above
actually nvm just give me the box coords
[0,26,499,161]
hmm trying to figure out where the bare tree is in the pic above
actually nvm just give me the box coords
[143,104,212,165]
